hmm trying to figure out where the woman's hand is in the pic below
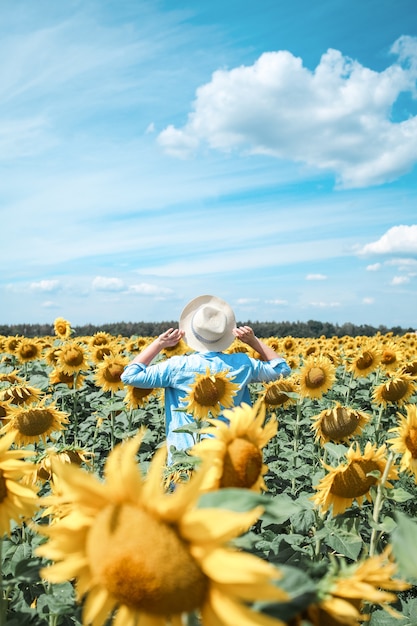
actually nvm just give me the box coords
[158,328,185,348]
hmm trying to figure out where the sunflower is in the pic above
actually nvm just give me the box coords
[312,442,398,516]
[124,336,151,355]
[49,368,86,389]
[90,344,119,365]
[44,346,63,368]
[311,402,371,445]
[298,356,336,400]
[346,343,382,378]
[1,400,69,446]
[4,335,22,355]
[57,340,90,376]
[94,354,129,393]
[386,404,417,482]
[225,338,250,355]
[15,337,42,363]
[0,430,39,535]
[35,446,93,482]
[379,341,403,373]
[124,385,157,410]
[89,331,114,349]
[262,377,298,409]
[304,546,409,625]
[181,368,240,420]
[37,432,288,626]
[1,383,43,406]
[372,373,416,407]
[399,359,417,377]
[53,317,72,340]
[191,401,277,492]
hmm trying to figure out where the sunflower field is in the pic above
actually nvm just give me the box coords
[1,318,417,626]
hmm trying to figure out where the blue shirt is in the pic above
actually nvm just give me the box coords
[121,351,291,461]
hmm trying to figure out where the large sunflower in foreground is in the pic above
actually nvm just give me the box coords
[0,431,39,535]
[191,401,277,492]
[312,442,398,516]
[298,356,336,400]
[181,368,240,420]
[300,546,409,625]
[386,404,417,482]
[372,373,416,407]
[311,402,371,445]
[37,432,288,626]
[1,400,69,446]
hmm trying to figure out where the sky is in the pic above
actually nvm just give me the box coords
[1,0,417,330]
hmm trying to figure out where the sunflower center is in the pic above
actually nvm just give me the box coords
[381,351,396,365]
[356,352,374,370]
[330,460,379,498]
[220,438,263,488]
[194,377,225,407]
[320,408,360,440]
[20,345,37,359]
[16,408,54,436]
[0,470,7,503]
[305,367,325,388]
[103,364,125,383]
[87,504,208,614]
[405,428,417,458]
[62,348,84,367]
[381,379,409,402]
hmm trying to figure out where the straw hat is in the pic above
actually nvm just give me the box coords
[179,295,236,352]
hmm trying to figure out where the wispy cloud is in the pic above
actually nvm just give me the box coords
[92,277,125,292]
[366,263,381,271]
[29,279,61,292]
[391,275,411,285]
[306,274,327,280]
[158,36,417,188]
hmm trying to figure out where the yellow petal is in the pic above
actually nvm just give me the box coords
[181,507,263,545]
[208,586,286,626]
[199,547,281,586]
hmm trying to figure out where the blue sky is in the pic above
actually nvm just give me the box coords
[2,0,417,329]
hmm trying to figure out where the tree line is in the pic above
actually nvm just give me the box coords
[0,320,414,339]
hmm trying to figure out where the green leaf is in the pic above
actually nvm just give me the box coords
[323,442,349,460]
[387,487,415,503]
[391,512,417,581]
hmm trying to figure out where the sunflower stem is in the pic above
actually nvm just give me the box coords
[374,404,385,445]
[369,451,394,556]
[72,373,79,447]
[291,400,302,495]
[0,536,6,625]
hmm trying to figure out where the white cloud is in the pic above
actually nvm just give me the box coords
[29,279,60,292]
[236,298,260,304]
[92,276,125,292]
[41,300,60,309]
[360,225,417,255]
[158,36,417,188]
[309,301,341,308]
[363,297,375,304]
[366,263,381,271]
[128,283,174,296]
[306,273,327,280]
[265,299,288,305]
[391,275,410,285]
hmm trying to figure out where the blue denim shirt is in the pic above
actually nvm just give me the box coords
[121,351,290,462]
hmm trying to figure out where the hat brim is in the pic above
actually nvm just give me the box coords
[179,295,236,352]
